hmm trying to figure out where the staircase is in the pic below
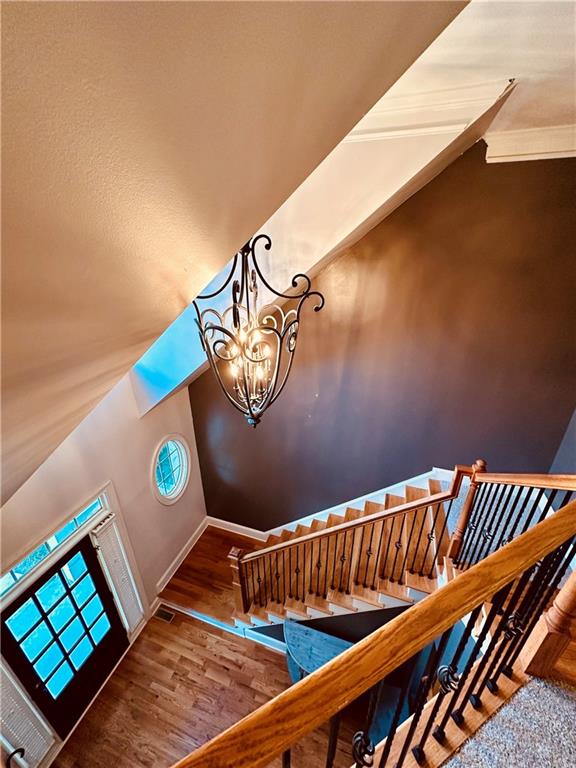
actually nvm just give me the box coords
[229,466,472,630]
[166,467,575,768]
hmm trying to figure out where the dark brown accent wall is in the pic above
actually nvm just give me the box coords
[189,143,576,529]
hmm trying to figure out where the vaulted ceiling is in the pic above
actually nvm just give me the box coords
[1,1,465,503]
[3,1,575,506]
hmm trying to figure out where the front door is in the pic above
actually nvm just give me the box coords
[1,535,128,738]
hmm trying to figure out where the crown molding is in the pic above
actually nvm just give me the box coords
[342,122,468,144]
[485,124,576,163]
[344,81,510,145]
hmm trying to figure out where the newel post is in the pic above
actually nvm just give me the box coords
[447,458,487,560]
[228,547,249,613]
[520,569,576,678]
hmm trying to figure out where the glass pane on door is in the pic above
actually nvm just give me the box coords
[1,536,128,737]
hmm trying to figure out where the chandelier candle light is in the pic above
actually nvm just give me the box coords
[192,234,325,427]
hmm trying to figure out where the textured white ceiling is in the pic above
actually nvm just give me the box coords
[1,1,465,503]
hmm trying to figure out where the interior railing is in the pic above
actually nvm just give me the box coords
[452,472,576,569]
[230,466,576,617]
[173,496,576,768]
[230,464,478,614]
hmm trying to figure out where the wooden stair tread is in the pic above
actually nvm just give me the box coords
[260,533,283,548]
[304,594,334,615]
[350,585,385,608]
[404,485,428,500]
[326,590,359,612]
[284,597,310,617]
[384,493,405,508]
[364,499,384,516]
[344,507,364,521]
[249,606,274,624]
[404,570,438,594]
[265,604,289,621]
[377,579,414,603]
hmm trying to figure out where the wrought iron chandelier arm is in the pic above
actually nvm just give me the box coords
[202,337,251,417]
[298,288,325,312]
[251,257,316,301]
[195,252,239,301]
[268,346,296,407]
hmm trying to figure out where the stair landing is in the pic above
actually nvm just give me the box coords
[159,526,261,625]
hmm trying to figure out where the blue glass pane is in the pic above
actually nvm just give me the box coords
[82,594,104,627]
[21,621,52,661]
[46,661,73,699]
[34,642,64,681]
[90,613,111,645]
[69,635,94,671]
[52,520,77,547]
[59,617,84,652]
[48,596,75,633]
[159,453,171,470]
[5,599,41,641]
[12,544,50,579]
[0,572,16,596]
[75,499,102,526]
[72,574,95,608]
[35,574,65,611]
[163,476,176,494]
[158,444,170,462]
[63,552,87,586]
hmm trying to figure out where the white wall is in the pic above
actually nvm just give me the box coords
[1,375,206,604]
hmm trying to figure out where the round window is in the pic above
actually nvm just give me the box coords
[152,436,190,504]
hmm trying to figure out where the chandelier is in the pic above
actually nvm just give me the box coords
[192,234,325,427]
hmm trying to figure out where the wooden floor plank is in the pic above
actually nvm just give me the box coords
[159,526,261,623]
[53,610,355,768]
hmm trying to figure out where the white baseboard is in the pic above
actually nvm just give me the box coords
[147,595,163,620]
[155,517,208,594]
[206,515,267,541]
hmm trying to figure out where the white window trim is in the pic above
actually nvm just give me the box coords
[1,491,111,610]
[150,433,192,506]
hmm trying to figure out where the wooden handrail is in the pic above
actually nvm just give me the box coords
[239,464,475,562]
[475,473,576,491]
[172,499,576,768]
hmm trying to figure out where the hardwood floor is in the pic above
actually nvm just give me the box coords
[159,526,259,623]
[54,610,354,768]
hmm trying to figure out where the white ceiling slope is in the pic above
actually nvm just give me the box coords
[1,1,466,503]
